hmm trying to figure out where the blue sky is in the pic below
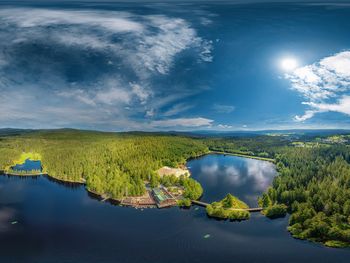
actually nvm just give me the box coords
[1,1,350,131]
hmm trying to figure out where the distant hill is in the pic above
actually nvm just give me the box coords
[0,128,35,136]
[189,129,350,137]
[1,128,349,138]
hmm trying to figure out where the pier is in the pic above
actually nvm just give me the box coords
[191,200,263,212]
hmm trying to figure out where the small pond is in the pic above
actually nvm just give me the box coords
[12,159,42,172]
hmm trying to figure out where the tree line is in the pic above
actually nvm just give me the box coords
[0,130,208,200]
[1,130,350,247]
[207,136,350,247]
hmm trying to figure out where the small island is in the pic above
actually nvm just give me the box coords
[206,194,250,221]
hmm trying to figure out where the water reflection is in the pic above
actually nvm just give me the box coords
[45,175,83,189]
[0,160,349,263]
[245,159,276,191]
[12,159,42,172]
[0,207,16,232]
[189,154,276,206]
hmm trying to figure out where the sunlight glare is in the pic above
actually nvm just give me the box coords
[280,57,298,71]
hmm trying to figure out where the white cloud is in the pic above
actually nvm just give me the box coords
[0,7,214,130]
[95,88,131,105]
[212,103,235,113]
[304,96,350,115]
[57,80,138,106]
[57,89,97,106]
[0,8,211,78]
[0,9,144,32]
[133,15,213,75]
[217,124,233,129]
[151,117,213,127]
[320,52,350,77]
[162,103,194,117]
[294,109,319,122]
[199,17,212,26]
[286,51,350,121]
[55,33,112,50]
[145,109,155,118]
[130,83,151,104]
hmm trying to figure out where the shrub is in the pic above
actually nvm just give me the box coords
[264,204,287,219]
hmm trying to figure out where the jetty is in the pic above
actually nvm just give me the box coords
[191,200,263,212]
[120,190,157,208]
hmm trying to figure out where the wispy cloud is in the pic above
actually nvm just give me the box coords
[286,51,350,121]
[0,8,144,32]
[0,7,214,130]
[217,124,233,129]
[212,104,235,113]
[162,103,194,117]
[134,15,212,75]
[150,117,213,128]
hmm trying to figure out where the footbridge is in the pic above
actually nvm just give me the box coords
[191,200,263,212]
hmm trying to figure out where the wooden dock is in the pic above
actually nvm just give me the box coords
[191,200,263,212]
[120,190,157,208]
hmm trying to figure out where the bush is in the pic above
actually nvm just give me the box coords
[228,210,250,221]
[264,204,287,219]
[222,194,249,209]
[182,178,203,200]
[325,240,350,248]
[206,205,228,218]
[178,198,191,207]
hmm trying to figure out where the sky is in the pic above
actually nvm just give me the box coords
[1,1,350,131]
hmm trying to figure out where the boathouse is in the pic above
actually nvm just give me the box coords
[152,187,177,208]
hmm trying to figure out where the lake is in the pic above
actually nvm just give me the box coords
[0,154,349,263]
[188,154,277,206]
[12,159,42,172]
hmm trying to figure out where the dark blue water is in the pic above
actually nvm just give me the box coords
[12,159,42,172]
[0,154,349,263]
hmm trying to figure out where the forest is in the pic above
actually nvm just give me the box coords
[263,146,350,248]
[0,130,208,199]
[208,136,350,247]
[0,129,350,247]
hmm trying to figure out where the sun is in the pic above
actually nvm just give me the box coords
[280,57,298,71]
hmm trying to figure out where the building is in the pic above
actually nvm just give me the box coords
[152,187,177,208]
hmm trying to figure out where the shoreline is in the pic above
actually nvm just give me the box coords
[4,172,44,176]
[45,173,86,185]
[1,161,349,250]
[0,151,273,211]
[208,151,275,163]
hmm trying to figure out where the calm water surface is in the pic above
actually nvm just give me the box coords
[12,159,42,172]
[0,154,349,263]
[188,154,277,206]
